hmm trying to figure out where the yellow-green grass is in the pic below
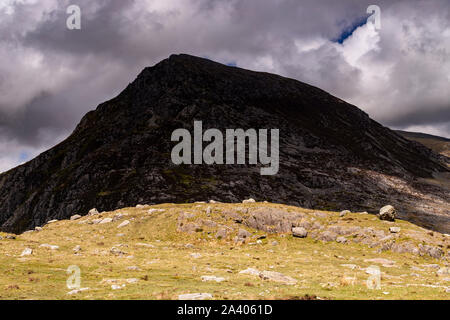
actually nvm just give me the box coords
[0,202,448,300]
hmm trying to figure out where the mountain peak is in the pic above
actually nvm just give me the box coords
[0,54,448,234]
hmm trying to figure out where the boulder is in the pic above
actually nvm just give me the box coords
[239,268,260,276]
[20,248,33,256]
[419,244,443,259]
[70,214,82,221]
[40,244,59,250]
[237,228,252,239]
[117,220,130,228]
[292,227,308,238]
[259,271,297,285]
[336,236,348,244]
[136,204,149,208]
[201,275,226,282]
[245,207,303,233]
[88,208,99,216]
[340,210,350,217]
[379,205,396,221]
[242,198,256,203]
[317,231,338,242]
[177,222,202,234]
[221,210,243,223]
[389,227,401,233]
[215,228,228,239]
[112,213,124,222]
[313,212,327,218]
[99,218,113,224]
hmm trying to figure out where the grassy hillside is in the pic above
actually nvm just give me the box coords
[0,202,448,300]
[396,130,450,158]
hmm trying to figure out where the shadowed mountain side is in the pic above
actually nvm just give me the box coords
[0,54,448,233]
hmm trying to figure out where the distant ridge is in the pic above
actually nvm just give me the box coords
[396,130,450,158]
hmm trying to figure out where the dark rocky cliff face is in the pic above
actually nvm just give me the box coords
[0,54,448,234]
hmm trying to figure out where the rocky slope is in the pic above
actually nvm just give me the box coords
[0,54,448,234]
[0,202,448,300]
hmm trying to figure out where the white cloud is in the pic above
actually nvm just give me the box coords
[0,0,449,172]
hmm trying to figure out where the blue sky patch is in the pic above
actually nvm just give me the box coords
[19,151,30,162]
[334,15,370,44]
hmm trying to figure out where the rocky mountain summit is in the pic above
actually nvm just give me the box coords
[0,54,448,234]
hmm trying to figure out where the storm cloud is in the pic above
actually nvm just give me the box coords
[0,0,449,171]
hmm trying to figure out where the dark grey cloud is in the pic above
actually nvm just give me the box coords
[0,0,449,171]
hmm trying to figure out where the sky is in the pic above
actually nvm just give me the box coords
[0,0,449,172]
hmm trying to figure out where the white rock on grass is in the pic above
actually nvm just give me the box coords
[70,214,82,221]
[379,205,396,221]
[47,219,58,224]
[292,227,307,238]
[40,244,59,250]
[88,208,99,216]
[178,293,213,300]
[340,210,350,217]
[127,266,141,271]
[341,264,359,270]
[389,227,401,233]
[126,278,139,284]
[364,258,395,267]
[135,243,155,248]
[117,220,130,228]
[67,287,89,295]
[242,198,256,203]
[112,213,124,222]
[239,268,261,276]
[111,284,126,290]
[336,236,348,244]
[190,253,202,259]
[148,208,165,214]
[100,218,113,224]
[21,248,33,256]
[201,276,226,282]
[259,271,297,285]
